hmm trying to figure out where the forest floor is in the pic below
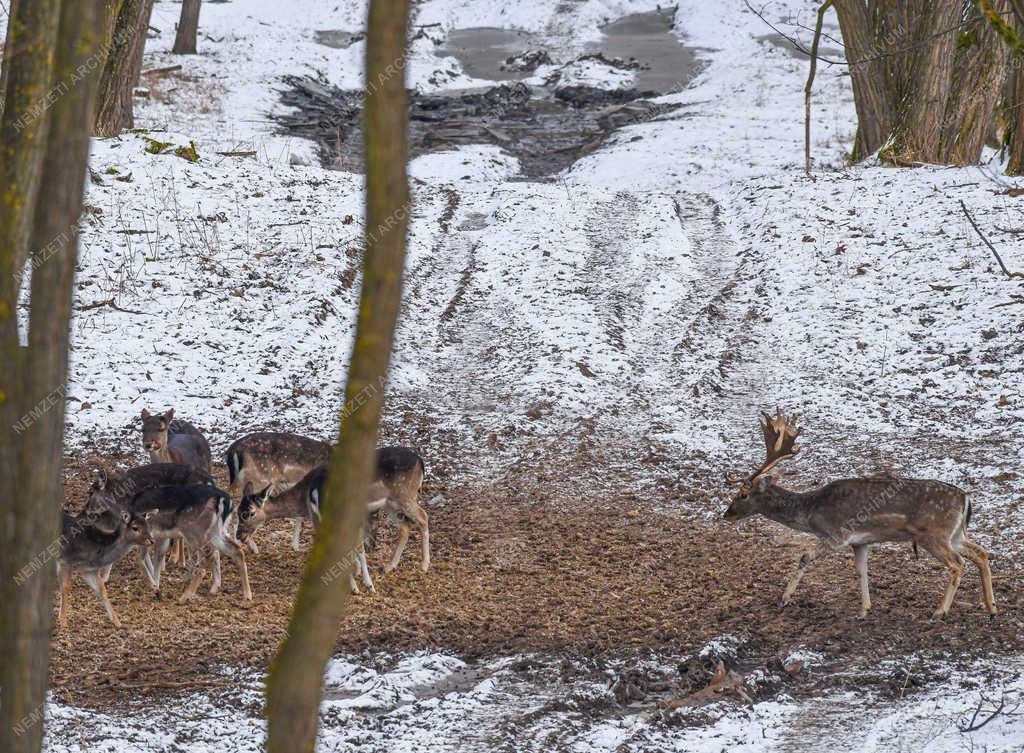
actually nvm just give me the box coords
[25,0,1024,750]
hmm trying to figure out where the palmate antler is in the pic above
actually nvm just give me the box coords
[726,408,802,485]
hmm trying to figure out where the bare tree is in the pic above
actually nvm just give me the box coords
[264,1,412,751]
[0,2,107,750]
[93,0,153,135]
[172,0,201,54]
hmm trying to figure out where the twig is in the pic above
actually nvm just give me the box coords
[76,298,152,316]
[960,200,1024,279]
[216,150,257,158]
[805,1,836,177]
[960,694,1005,733]
[743,0,843,65]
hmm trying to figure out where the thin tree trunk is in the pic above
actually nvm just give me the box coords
[172,0,201,54]
[0,0,20,119]
[0,2,106,750]
[93,0,152,135]
[264,1,411,751]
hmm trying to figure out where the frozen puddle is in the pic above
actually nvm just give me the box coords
[595,9,700,94]
[436,27,543,80]
[43,653,1024,752]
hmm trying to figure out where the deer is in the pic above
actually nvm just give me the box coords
[57,509,154,628]
[141,408,213,568]
[723,410,997,621]
[307,447,429,575]
[224,432,330,552]
[130,483,252,603]
[84,463,218,587]
[236,466,375,593]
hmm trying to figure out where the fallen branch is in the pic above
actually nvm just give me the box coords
[76,298,151,316]
[960,200,1024,279]
[142,64,181,77]
[216,150,257,158]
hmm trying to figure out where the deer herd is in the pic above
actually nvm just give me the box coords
[57,406,997,630]
[57,408,428,628]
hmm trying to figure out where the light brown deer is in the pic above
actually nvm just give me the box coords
[225,432,330,552]
[57,510,154,628]
[724,410,996,621]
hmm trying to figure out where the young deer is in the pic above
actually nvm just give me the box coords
[307,447,429,575]
[57,510,154,628]
[237,466,375,593]
[724,410,997,621]
[131,483,252,603]
[225,432,330,552]
[140,408,212,473]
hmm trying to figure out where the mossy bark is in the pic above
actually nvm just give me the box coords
[0,2,106,751]
[264,1,411,751]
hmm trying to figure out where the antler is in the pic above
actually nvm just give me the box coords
[752,407,801,479]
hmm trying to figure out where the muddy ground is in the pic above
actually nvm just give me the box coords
[52,434,1024,711]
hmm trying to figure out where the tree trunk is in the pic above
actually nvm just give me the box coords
[0,0,20,119]
[0,2,106,750]
[93,0,152,135]
[172,0,201,54]
[835,0,892,160]
[264,1,411,751]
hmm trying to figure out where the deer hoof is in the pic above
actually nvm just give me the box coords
[778,600,791,610]
[154,590,161,601]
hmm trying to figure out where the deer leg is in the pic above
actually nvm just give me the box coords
[960,539,997,616]
[178,545,207,603]
[209,550,223,594]
[385,519,412,573]
[99,563,113,583]
[214,537,253,601]
[781,540,832,608]
[82,571,121,628]
[169,537,182,566]
[409,504,431,573]
[291,518,303,551]
[138,546,158,591]
[922,539,965,620]
[358,546,376,593]
[852,544,871,618]
[57,564,72,629]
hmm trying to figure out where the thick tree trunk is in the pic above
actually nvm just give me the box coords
[264,1,411,751]
[93,0,152,135]
[835,0,892,159]
[172,0,201,54]
[0,2,106,750]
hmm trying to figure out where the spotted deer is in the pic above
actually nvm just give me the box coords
[57,509,154,628]
[237,466,374,593]
[307,447,429,575]
[225,432,330,551]
[724,410,997,621]
[131,483,252,603]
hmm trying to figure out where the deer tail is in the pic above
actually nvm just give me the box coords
[227,450,243,486]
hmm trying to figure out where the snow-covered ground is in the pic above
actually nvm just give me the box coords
[25,0,1024,748]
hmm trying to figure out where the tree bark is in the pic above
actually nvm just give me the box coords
[93,0,152,135]
[172,0,201,54]
[0,0,20,119]
[0,2,106,750]
[835,0,892,160]
[264,1,411,751]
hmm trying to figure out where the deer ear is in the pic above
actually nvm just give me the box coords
[242,482,253,497]
[259,486,272,504]
[164,408,174,422]
[96,470,108,491]
[143,511,152,521]
[121,510,130,523]
[141,409,150,419]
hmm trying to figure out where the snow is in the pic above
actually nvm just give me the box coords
[22,0,1024,748]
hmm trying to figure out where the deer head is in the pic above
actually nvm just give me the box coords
[724,409,802,520]
[236,483,272,542]
[141,408,175,452]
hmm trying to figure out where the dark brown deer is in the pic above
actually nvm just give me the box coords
[723,410,996,621]
[225,432,330,552]
[57,510,154,628]
[307,447,429,575]
[141,409,212,473]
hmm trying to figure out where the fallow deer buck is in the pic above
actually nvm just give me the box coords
[141,408,213,567]
[236,466,375,593]
[724,410,996,621]
[57,509,154,628]
[225,432,330,552]
[131,483,253,603]
[307,447,429,575]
